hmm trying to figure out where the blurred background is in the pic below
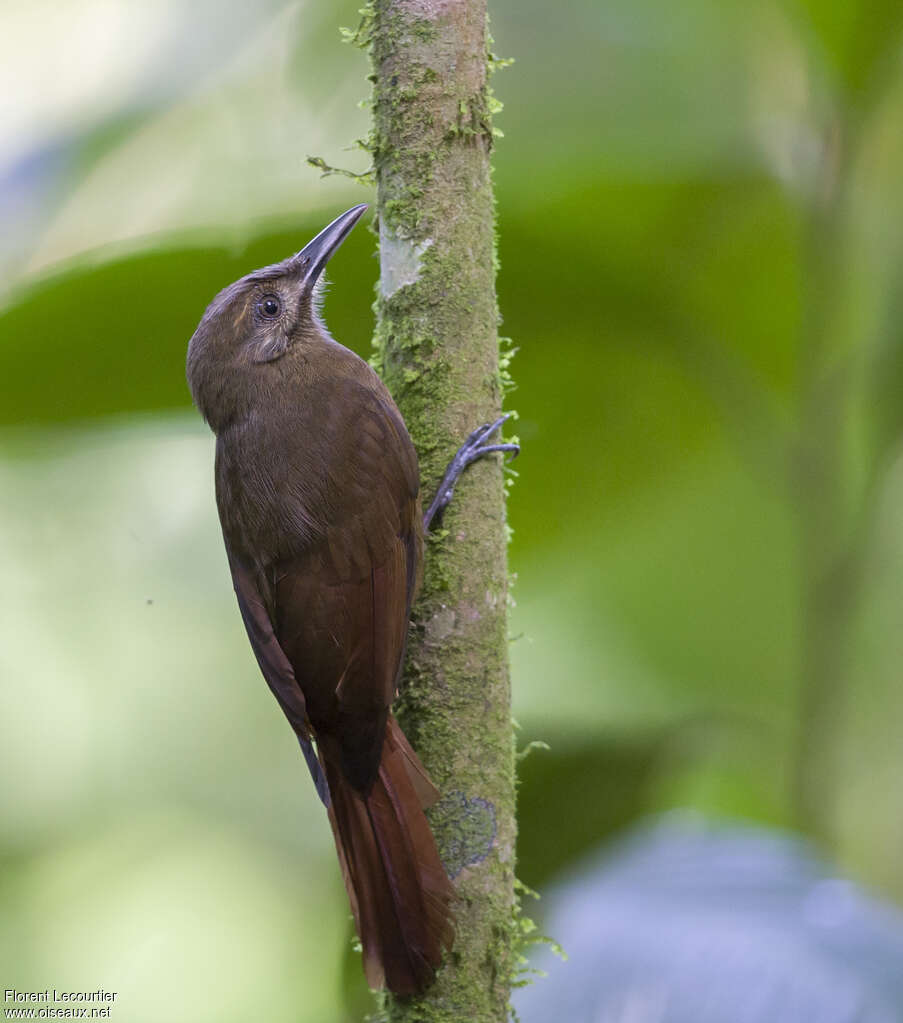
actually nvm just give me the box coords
[3,0,903,1020]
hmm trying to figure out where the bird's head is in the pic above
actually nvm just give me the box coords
[186,204,367,431]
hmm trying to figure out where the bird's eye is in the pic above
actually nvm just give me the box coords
[257,294,281,318]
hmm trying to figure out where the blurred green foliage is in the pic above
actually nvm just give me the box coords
[4,0,903,1020]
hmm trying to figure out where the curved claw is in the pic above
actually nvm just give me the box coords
[469,442,520,463]
[423,415,520,531]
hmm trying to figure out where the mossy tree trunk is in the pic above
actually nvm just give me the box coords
[368,0,517,1019]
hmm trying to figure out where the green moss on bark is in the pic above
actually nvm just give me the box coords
[369,1,517,1020]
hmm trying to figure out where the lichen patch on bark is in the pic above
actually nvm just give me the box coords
[379,226,434,297]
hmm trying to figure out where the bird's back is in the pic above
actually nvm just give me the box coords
[216,338,423,787]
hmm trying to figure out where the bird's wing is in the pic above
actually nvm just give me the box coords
[272,385,422,791]
[228,552,330,804]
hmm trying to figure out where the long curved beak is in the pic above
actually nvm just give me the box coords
[298,204,368,289]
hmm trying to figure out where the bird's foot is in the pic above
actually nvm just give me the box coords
[423,414,519,531]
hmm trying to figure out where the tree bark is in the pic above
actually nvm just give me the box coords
[368,1,517,1019]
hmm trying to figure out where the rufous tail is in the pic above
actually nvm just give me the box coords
[319,715,455,995]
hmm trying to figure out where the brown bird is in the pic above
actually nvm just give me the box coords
[186,205,516,995]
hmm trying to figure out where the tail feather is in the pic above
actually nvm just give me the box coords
[321,716,455,995]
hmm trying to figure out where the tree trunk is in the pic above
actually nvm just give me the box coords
[368,1,517,1019]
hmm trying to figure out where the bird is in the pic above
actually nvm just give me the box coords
[185,204,516,995]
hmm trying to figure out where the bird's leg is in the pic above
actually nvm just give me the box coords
[423,413,520,532]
